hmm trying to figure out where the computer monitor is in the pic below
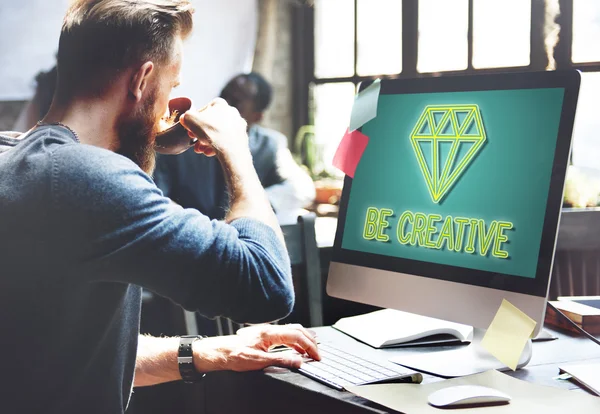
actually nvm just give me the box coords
[327,70,580,374]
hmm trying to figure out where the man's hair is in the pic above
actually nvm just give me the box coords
[56,0,194,100]
[221,72,273,113]
[246,72,272,112]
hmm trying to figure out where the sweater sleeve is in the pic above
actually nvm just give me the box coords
[50,145,293,323]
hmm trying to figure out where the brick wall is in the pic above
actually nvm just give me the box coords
[253,0,293,145]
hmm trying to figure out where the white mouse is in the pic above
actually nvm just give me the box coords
[428,385,511,408]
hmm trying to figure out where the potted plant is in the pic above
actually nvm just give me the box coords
[294,125,344,206]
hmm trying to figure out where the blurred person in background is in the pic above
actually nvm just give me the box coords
[12,64,57,132]
[154,72,315,223]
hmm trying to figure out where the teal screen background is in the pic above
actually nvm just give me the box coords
[341,88,565,279]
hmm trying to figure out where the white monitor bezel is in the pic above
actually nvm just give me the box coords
[327,70,581,334]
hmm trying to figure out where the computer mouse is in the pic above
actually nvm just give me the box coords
[428,385,511,408]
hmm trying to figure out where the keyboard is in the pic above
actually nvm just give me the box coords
[298,343,423,391]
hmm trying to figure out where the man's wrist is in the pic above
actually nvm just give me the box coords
[192,336,230,374]
[217,148,254,177]
[218,152,263,197]
[179,335,207,383]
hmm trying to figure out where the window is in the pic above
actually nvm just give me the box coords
[472,0,531,69]
[418,0,468,73]
[357,0,403,76]
[571,72,600,170]
[311,83,356,174]
[311,0,403,176]
[572,0,600,63]
[298,0,600,178]
[568,1,600,169]
[314,0,354,79]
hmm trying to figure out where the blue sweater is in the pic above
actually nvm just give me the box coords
[0,125,293,413]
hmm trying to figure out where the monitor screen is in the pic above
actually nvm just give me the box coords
[333,72,579,298]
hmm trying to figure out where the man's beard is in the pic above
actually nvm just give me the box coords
[117,90,159,175]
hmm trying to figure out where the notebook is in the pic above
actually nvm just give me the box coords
[558,296,600,311]
[332,309,473,349]
[559,362,600,396]
[546,298,600,334]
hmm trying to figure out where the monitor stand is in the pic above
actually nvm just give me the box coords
[389,328,533,378]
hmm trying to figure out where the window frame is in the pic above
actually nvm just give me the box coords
[292,0,600,137]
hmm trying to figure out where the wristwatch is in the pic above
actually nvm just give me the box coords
[178,335,207,383]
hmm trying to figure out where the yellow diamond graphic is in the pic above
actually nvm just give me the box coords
[410,105,486,204]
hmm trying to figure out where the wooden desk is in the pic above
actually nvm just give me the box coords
[199,326,600,413]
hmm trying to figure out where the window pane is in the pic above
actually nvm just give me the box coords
[572,72,600,169]
[472,0,530,68]
[572,0,600,63]
[314,0,355,78]
[357,0,402,76]
[311,82,356,176]
[418,0,468,73]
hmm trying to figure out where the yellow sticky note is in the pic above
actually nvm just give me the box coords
[480,299,537,370]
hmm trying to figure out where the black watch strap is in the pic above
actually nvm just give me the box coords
[178,335,207,383]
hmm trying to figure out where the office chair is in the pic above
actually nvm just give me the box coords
[281,212,324,328]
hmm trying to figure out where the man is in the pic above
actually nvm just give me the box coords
[0,1,319,413]
[154,72,316,221]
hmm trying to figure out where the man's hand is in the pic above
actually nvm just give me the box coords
[179,97,284,241]
[193,324,321,373]
[179,98,249,158]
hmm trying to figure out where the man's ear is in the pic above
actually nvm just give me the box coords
[129,61,154,102]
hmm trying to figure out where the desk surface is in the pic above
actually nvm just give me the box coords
[201,326,600,414]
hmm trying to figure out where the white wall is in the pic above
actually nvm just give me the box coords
[179,0,257,105]
[0,0,257,104]
[0,0,70,100]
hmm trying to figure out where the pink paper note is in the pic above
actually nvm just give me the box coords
[332,129,369,178]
